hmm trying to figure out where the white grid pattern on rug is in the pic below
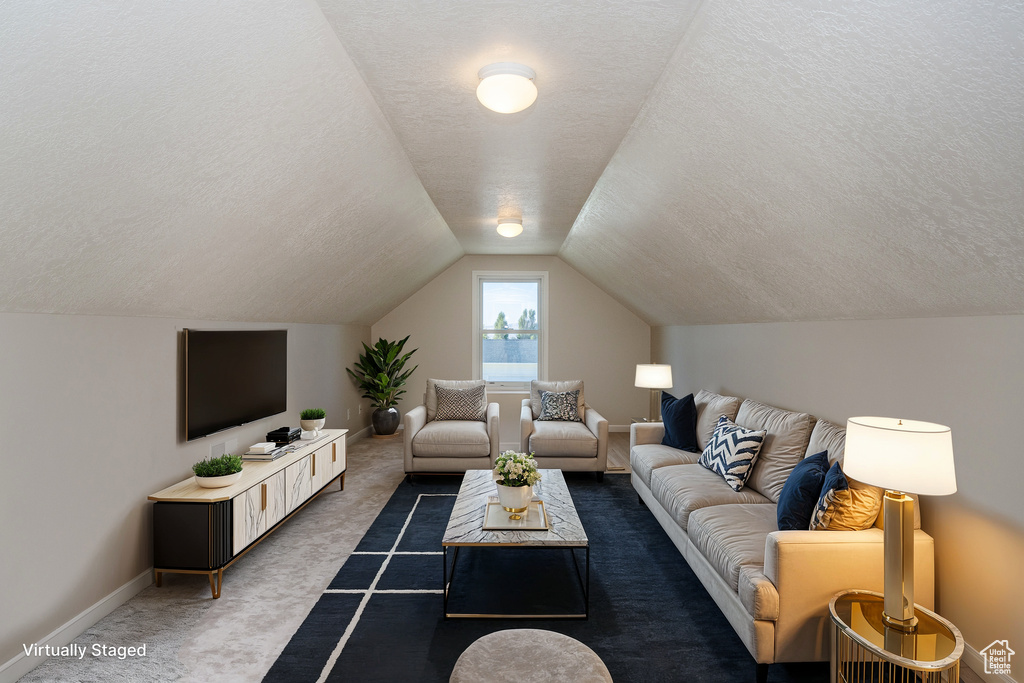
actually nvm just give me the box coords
[315,492,455,683]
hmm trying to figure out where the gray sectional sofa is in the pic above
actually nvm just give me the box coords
[631,389,935,681]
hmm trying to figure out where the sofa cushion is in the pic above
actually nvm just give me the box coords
[810,462,882,531]
[694,389,743,451]
[735,399,815,503]
[689,504,779,593]
[538,389,582,422]
[434,384,486,422]
[650,465,772,531]
[776,450,830,531]
[630,444,701,489]
[738,566,780,621]
[661,392,699,452]
[698,415,767,491]
[806,419,846,465]
[412,419,490,458]
[426,379,485,422]
[528,420,597,457]
[531,380,585,419]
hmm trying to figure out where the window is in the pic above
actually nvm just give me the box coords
[472,271,548,390]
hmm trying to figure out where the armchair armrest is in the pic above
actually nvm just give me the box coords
[630,422,665,449]
[487,402,500,462]
[403,405,427,473]
[584,405,609,471]
[520,398,535,453]
[764,528,935,661]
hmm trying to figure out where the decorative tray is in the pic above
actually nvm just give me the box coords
[482,496,550,530]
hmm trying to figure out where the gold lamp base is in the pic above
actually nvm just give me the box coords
[649,388,662,422]
[882,490,918,632]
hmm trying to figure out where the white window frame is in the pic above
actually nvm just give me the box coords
[471,271,548,392]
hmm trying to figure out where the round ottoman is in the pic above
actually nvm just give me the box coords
[450,629,613,683]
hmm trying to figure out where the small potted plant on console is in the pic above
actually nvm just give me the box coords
[300,408,326,437]
[192,454,243,488]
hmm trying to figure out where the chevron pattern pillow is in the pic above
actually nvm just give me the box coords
[434,384,486,421]
[538,390,582,422]
[698,415,767,492]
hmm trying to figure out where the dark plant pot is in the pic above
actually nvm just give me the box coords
[372,407,401,436]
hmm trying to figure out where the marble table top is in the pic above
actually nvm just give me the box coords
[443,469,588,547]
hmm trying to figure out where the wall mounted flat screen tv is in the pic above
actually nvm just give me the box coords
[184,329,287,441]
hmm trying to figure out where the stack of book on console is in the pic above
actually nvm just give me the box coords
[243,442,288,462]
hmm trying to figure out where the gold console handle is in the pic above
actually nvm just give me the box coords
[261,483,267,511]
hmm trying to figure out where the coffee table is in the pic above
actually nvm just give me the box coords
[442,469,589,619]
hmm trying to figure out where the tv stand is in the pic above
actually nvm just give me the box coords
[148,429,347,598]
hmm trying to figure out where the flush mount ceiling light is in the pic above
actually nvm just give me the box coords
[496,217,524,238]
[476,63,537,114]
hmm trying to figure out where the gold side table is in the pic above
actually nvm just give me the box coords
[830,590,964,683]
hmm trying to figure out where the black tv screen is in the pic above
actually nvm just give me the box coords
[184,329,287,441]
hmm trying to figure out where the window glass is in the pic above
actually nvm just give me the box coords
[480,279,540,383]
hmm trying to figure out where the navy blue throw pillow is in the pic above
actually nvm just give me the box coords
[660,392,698,452]
[777,450,830,531]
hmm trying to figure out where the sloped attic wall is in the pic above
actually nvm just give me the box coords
[0,0,462,325]
[562,0,1024,327]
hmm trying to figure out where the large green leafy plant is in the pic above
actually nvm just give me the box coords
[346,336,418,410]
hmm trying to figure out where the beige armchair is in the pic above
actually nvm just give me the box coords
[519,380,608,480]
[403,379,499,477]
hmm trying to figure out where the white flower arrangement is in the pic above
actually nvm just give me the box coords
[493,450,542,488]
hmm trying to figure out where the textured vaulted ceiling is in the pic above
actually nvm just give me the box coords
[316,0,702,254]
[561,0,1024,325]
[0,0,461,325]
[1,0,1022,327]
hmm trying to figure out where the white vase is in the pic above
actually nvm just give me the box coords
[496,483,533,519]
[194,471,242,489]
[300,418,326,437]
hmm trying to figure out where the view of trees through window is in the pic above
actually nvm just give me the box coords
[491,308,537,340]
[480,279,541,383]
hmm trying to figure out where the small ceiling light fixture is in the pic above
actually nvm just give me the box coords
[496,217,524,238]
[476,63,538,114]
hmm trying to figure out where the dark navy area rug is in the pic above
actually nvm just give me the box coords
[264,474,828,682]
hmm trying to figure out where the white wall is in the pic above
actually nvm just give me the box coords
[0,312,370,668]
[372,255,650,445]
[653,315,1024,672]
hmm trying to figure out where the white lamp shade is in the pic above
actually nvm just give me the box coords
[476,63,538,114]
[843,416,956,495]
[635,364,673,389]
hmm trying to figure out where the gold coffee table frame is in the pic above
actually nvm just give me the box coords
[829,590,964,683]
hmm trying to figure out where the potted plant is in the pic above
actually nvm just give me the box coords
[192,454,244,489]
[346,335,418,436]
[300,408,326,437]
[493,450,542,520]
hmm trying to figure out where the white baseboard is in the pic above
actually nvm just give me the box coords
[961,640,1018,682]
[0,568,153,683]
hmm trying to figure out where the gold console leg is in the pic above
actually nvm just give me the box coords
[155,570,162,588]
[208,569,223,599]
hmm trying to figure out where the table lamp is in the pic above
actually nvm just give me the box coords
[635,364,673,422]
[843,417,956,632]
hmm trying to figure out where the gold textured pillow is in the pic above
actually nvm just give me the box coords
[810,463,883,531]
